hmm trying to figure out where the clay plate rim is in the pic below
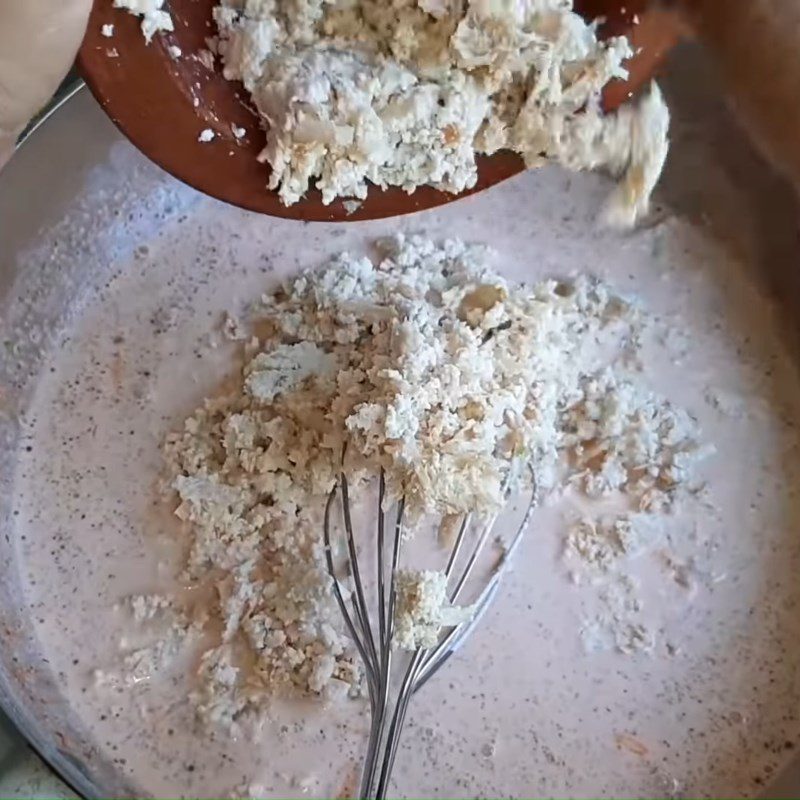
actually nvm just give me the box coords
[77,0,680,223]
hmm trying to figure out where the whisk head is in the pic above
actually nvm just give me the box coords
[323,465,537,799]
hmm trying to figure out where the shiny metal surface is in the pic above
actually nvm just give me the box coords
[323,473,536,799]
[1,71,86,798]
[17,74,84,148]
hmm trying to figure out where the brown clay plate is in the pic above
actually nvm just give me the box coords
[77,0,681,222]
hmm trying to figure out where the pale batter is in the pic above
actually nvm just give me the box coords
[4,66,800,797]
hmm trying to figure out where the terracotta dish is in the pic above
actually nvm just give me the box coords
[78,0,682,221]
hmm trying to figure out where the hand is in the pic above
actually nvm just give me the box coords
[0,0,91,169]
[677,0,800,186]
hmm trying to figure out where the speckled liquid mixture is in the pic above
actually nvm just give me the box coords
[5,57,800,798]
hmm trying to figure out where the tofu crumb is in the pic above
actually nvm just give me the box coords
[206,0,669,219]
[395,570,473,650]
[196,48,216,70]
[168,44,183,59]
[580,575,656,655]
[113,0,173,43]
[198,128,216,143]
[129,593,172,622]
[342,199,363,216]
[131,234,710,727]
[101,23,115,38]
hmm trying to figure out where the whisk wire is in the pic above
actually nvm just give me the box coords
[323,488,379,701]
[385,495,404,644]
[417,479,538,687]
[376,475,389,651]
[443,513,471,578]
[450,512,496,601]
[373,650,425,799]
[372,489,533,796]
[360,477,404,799]
[341,475,380,676]
[325,462,537,799]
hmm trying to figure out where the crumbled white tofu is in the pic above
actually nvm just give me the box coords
[146,235,708,726]
[580,574,655,656]
[129,593,172,622]
[245,342,338,403]
[394,570,473,650]
[113,0,174,43]
[566,515,655,572]
[198,128,216,143]
[207,0,668,219]
[231,124,246,139]
[342,199,363,216]
[101,23,115,38]
[196,48,216,70]
[561,370,711,512]
[168,44,183,59]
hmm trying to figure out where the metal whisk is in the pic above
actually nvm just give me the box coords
[323,467,537,800]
